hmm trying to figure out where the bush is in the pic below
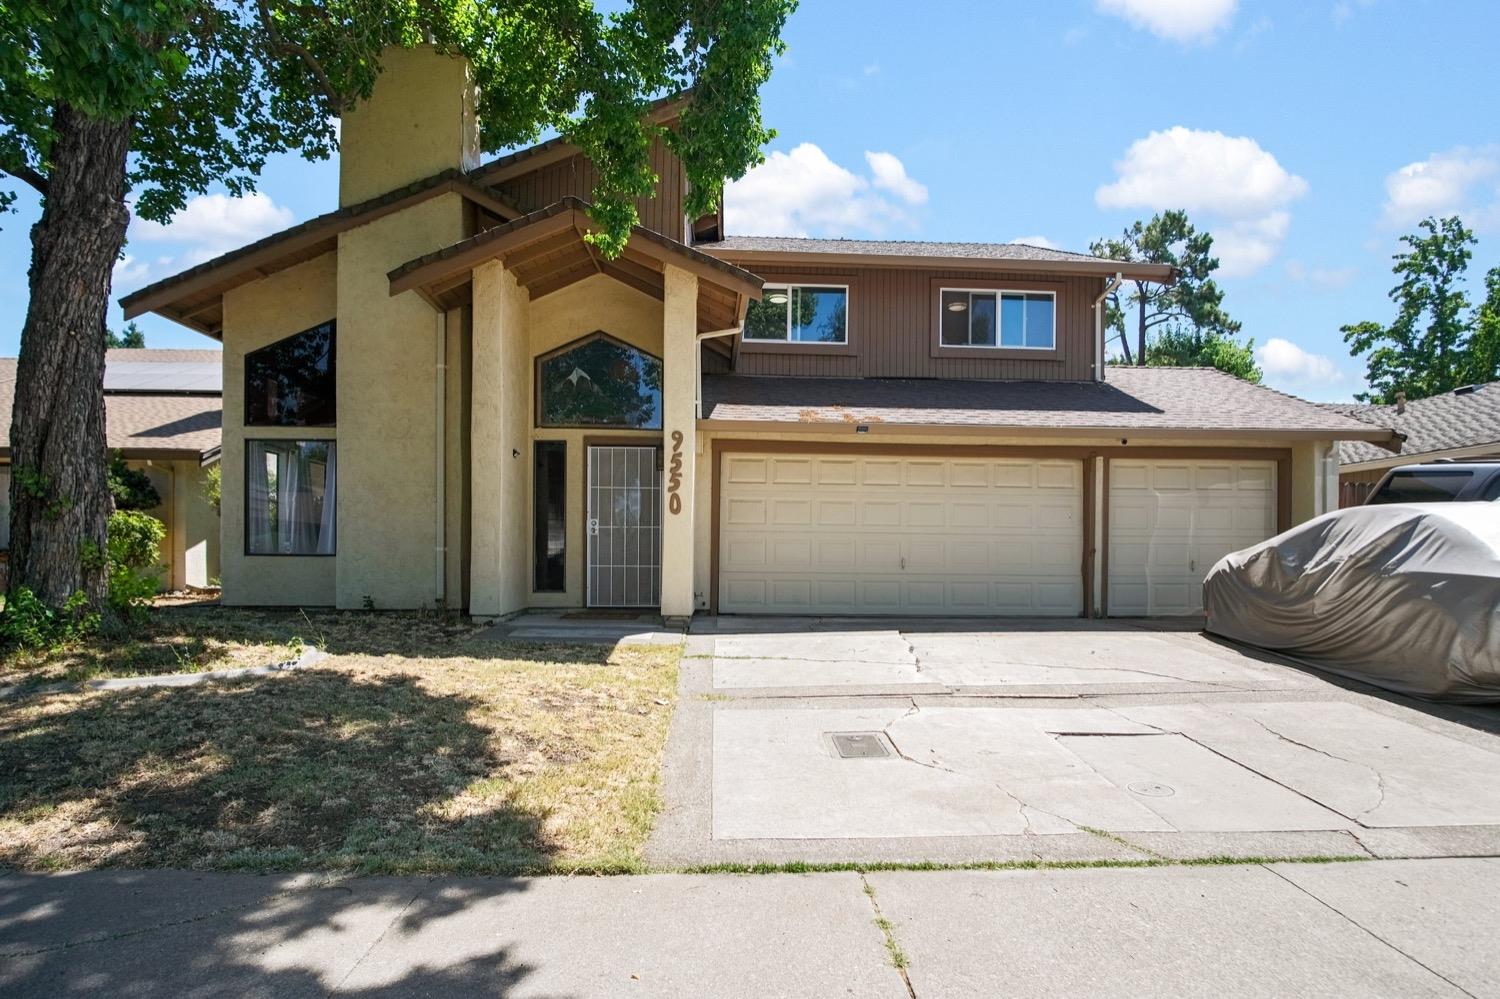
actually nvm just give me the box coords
[105,509,165,623]
[0,587,99,651]
[108,452,161,511]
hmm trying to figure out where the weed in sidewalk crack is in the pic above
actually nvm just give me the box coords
[860,873,916,997]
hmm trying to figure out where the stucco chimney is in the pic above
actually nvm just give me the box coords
[338,44,479,207]
[1395,390,1406,415]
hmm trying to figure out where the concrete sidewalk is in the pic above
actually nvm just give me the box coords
[2,858,1496,997]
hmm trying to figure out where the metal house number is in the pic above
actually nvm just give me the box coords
[666,430,684,515]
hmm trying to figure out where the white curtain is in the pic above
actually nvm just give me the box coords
[247,443,273,553]
[316,444,337,554]
[276,446,302,554]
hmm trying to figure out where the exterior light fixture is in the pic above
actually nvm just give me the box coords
[855,424,870,434]
[946,300,967,312]
[767,292,789,305]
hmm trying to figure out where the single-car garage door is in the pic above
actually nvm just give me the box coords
[718,453,1083,616]
[1107,458,1277,616]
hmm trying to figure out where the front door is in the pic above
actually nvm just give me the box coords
[586,445,662,608]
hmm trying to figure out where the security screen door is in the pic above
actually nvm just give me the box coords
[586,445,662,608]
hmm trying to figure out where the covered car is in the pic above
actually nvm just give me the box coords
[1204,503,1500,702]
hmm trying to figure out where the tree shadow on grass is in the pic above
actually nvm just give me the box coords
[0,671,559,875]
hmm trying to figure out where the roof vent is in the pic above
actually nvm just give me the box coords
[1454,384,1480,396]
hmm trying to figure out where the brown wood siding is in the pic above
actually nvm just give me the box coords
[494,137,687,241]
[732,264,1101,381]
[1338,467,1386,507]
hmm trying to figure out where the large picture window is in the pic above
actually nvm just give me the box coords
[744,284,848,344]
[245,321,336,426]
[533,442,566,591]
[940,290,1055,349]
[246,440,336,555]
[537,333,662,429]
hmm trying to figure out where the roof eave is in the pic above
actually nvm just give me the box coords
[696,418,1394,441]
[694,247,1175,283]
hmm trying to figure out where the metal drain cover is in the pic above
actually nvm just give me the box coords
[831,732,892,759]
[1127,780,1175,798]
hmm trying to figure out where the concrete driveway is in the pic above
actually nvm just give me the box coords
[646,618,1500,866]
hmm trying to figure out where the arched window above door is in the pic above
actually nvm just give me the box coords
[536,332,662,429]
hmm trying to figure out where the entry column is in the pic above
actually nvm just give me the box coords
[660,264,698,618]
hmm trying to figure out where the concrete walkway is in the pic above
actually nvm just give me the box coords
[2,859,1497,997]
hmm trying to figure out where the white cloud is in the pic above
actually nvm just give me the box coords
[1332,0,1373,25]
[1009,235,1059,250]
[725,144,927,236]
[862,63,881,77]
[1285,260,1358,292]
[864,151,928,205]
[112,254,152,289]
[1381,146,1500,228]
[1256,337,1343,384]
[1096,126,1307,276]
[1096,0,1236,43]
[133,191,294,264]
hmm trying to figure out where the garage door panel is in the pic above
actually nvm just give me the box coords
[770,458,813,484]
[1108,458,1276,617]
[720,453,1084,616]
[725,456,768,483]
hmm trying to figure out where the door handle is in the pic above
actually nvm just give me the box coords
[588,518,600,537]
[900,556,906,570]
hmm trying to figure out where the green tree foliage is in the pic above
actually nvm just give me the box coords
[105,321,145,349]
[202,464,221,515]
[1145,326,1262,383]
[1342,216,1499,403]
[107,452,161,511]
[104,509,165,623]
[1,0,795,611]
[1091,210,1256,379]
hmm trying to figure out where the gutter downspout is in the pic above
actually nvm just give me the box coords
[1093,273,1123,383]
[434,311,447,608]
[696,325,742,419]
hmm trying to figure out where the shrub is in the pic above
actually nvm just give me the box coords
[0,587,99,651]
[105,509,165,623]
[108,452,161,511]
[202,464,221,514]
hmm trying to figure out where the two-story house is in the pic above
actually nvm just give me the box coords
[119,45,1397,619]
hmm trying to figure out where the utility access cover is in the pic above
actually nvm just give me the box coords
[830,732,892,759]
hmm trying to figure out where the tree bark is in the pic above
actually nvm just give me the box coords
[7,105,131,609]
[1136,285,1148,365]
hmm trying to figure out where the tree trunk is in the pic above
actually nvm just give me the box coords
[7,105,131,609]
[1136,287,1148,365]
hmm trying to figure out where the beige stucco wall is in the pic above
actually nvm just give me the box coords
[336,193,468,610]
[660,266,699,617]
[339,45,479,206]
[221,252,339,606]
[129,458,220,591]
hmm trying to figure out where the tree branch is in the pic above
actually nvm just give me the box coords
[255,0,346,114]
[1,163,49,196]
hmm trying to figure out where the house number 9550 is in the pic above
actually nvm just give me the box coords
[667,430,684,514]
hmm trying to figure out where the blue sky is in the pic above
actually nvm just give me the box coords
[3,0,1498,401]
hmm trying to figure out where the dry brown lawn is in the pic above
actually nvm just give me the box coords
[0,609,680,875]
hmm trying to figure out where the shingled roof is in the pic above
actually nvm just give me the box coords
[702,367,1399,442]
[696,236,1176,282]
[1323,382,1500,466]
[1,351,222,461]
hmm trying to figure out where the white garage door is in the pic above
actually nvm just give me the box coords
[1107,459,1277,616]
[718,453,1083,616]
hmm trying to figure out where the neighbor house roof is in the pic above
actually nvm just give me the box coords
[695,236,1176,283]
[700,367,1400,443]
[1322,382,1500,468]
[0,351,222,462]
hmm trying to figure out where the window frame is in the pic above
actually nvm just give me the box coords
[534,331,665,431]
[738,277,855,356]
[243,320,337,428]
[243,438,338,558]
[532,440,567,592]
[937,286,1058,352]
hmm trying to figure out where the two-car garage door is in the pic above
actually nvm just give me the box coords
[718,453,1085,616]
[717,450,1279,618]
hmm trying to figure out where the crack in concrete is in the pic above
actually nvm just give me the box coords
[921,655,1250,690]
[859,873,917,998]
[336,890,419,989]
[1249,718,1388,822]
[1263,865,1478,998]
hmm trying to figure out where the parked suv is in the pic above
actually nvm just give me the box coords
[1365,461,1500,504]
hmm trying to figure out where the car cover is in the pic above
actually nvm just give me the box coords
[1204,503,1500,702]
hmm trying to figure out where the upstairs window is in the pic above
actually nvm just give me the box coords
[537,332,662,429]
[940,290,1055,350]
[744,285,848,344]
[245,321,335,426]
